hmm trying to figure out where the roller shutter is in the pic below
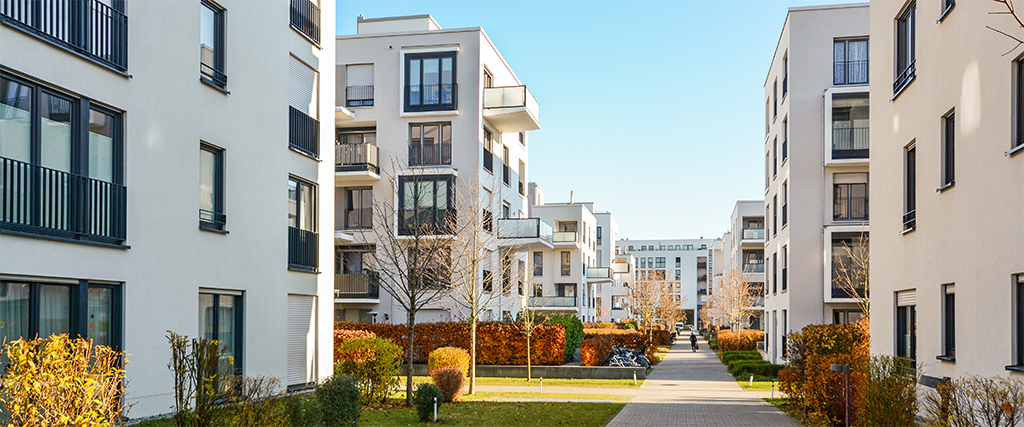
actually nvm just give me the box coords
[287,294,317,387]
[289,56,318,119]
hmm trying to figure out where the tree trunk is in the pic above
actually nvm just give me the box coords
[405,312,415,407]
[469,316,477,394]
[526,332,532,381]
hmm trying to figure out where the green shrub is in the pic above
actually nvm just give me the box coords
[317,375,361,427]
[221,376,288,426]
[428,347,469,376]
[414,383,443,422]
[722,351,763,364]
[286,394,322,427]
[728,360,785,378]
[335,337,402,404]
[546,314,584,362]
[858,355,918,427]
[708,340,718,350]
[431,367,465,403]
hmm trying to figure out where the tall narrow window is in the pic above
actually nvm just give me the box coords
[200,143,225,231]
[345,188,372,229]
[289,56,320,158]
[782,54,788,98]
[773,79,777,120]
[834,39,869,85]
[942,284,955,359]
[781,246,788,291]
[288,177,318,271]
[1015,59,1024,150]
[904,144,917,230]
[782,182,788,226]
[772,195,778,236]
[561,251,571,276]
[773,137,778,177]
[782,118,788,162]
[409,123,452,166]
[533,252,543,276]
[1016,275,1024,367]
[405,52,457,112]
[896,301,917,361]
[482,129,494,173]
[345,64,374,107]
[772,254,777,293]
[942,111,955,188]
[199,292,244,385]
[200,0,226,88]
[895,3,916,93]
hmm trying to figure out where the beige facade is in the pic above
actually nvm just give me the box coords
[616,238,715,327]
[869,0,1024,381]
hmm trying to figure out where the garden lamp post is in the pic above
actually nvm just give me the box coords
[830,363,851,427]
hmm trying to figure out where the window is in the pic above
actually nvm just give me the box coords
[833,183,868,220]
[942,284,955,359]
[781,246,788,291]
[0,280,122,350]
[1016,58,1024,151]
[772,195,777,236]
[502,145,510,187]
[675,245,681,250]
[483,129,494,173]
[398,175,455,235]
[288,177,318,271]
[0,74,125,244]
[199,292,244,383]
[782,118,788,162]
[502,254,512,294]
[561,251,571,276]
[831,233,868,298]
[941,111,955,188]
[628,245,634,252]
[482,270,493,292]
[200,143,225,231]
[832,94,870,159]
[834,39,869,85]
[289,55,320,158]
[200,0,226,88]
[409,123,452,166]
[345,64,374,107]
[659,245,665,251]
[533,252,543,276]
[655,257,666,269]
[773,138,777,177]
[773,79,777,120]
[833,310,864,324]
[501,202,511,219]
[771,254,777,293]
[895,3,916,94]
[904,144,917,230]
[942,0,955,15]
[896,301,916,361]
[639,258,647,269]
[781,182,788,226]
[675,257,681,268]
[640,245,646,251]
[596,226,602,246]
[519,132,526,146]
[405,52,457,112]
[409,247,451,289]
[782,54,788,98]
[1016,275,1024,367]
[345,188,372,229]
[744,251,764,273]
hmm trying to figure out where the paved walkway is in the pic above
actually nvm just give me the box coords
[605,337,800,427]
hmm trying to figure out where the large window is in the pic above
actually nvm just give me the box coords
[288,177,318,271]
[743,250,764,273]
[941,284,955,359]
[831,232,868,298]
[832,94,870,159]
[345,64,374,107]
[941,111,955,188]
[896,302,916,361]
[398,175,455,235]
[0,280,121,349]
[533,252,543,276]
[834,39,869,85]
[833,183,868,220]
[655,257,666,269]
[0,74,125,244]
[199,292,243,385]
[200,143,225,231]
[405,52,457,112]
[894,2,916,94]
[344,188,372,229]
[904,144,917,230]
[561,251,571,276]
[200,0,226,88]
[409,123,452,166]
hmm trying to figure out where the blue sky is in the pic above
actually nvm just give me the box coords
[337,0,842,240]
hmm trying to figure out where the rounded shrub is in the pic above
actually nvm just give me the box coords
[431,367,465,403]
[335,337,403,404]
[546,314,584,363]
[414,383,442,422]
[428,347,470,376]
[316,374,361,427]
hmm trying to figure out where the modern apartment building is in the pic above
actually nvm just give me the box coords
[616,238,716,328]
[525,201,602,322]
[333,15,539,324]
[0,0,335,417]
[762,3,869,364]
[869,0,1024,384]
[713,201,766,330]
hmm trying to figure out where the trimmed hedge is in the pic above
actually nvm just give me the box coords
[646,329,673,347]
[335,321,565,365]
[721,351,763,364]
[727,360,785,378]
[546,315,584,363]
[580,330,655,366]
[583,322,624,329]
[717,329,764,351]
[428,347,469,376]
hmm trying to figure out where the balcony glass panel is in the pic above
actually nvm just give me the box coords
[832,95,869,159]
[528,296,577,307]
[553,231,578,243]
[742,228,765,240]
[497,218,552,242]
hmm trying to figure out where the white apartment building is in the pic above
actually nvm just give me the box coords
[0,0,335,417]
[712,201,766,330]
[333,15,539,324]
[616,238,715,328]
[869,0,1024,385]
[762,3,869,364]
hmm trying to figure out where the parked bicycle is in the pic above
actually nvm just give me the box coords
[600,346,651,368]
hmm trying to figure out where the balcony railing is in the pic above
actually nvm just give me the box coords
[405,83,457,112]
[484,85,539,114]
[483,147,494,172]
[743,263,765,273]
[335,272,380,299]
[742,228,764,240]
[345,85,373,107]
[497,218,552,242]
[894,61,915,93]
[336,142,379,174]
[1,156,126,244]
[289,107,319,159]
[288,226,318,272]
[409,141,451,166]
[528,296,577,308]
[553,231,578,243]
[289,0,319,44]
[834,60,869,85]
[697,261,707,269]
[834,195,868,221]
[1,0,128,72]
[832,126,869,159]
[832,285,867,299]
[903,209,916,230]
[587,267,613,280]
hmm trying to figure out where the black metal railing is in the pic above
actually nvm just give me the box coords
[345,85,373,107]
[834,60,869,85]
[697,261,707,269]
[832,285,867,299]
[832,126,869,159]
[289,0,319,44]
[834,195,868,221]
[289,107,320,159]
[1,0,128,71]
[405,83,457,112]
[200,61,226,88]
[345,207,371,230]
[335,142,379,174]
[288,226,318,272]
[1,156,126,244]
[334,272,379,299]
[200,209,226,230]
[894,61,915,93]
[408,142,452,166]
[903,210,916,230]
[483,147,493,172]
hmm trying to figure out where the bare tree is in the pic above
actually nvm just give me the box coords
[708,266,758,335]
[988,0,1024,54]
[833,232,869,321]
[515,292,542,381]
[362,158,452,407]
[628,270,676,341]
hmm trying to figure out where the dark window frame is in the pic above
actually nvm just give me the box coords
[896,304,917,362]
[199,292,245,378]
[344,187,372,230]
[1015,275,1024,369]
[404,51,457,112]
[0,279,124,351]
[288,176,318,272]
[200,0,227,89]
[1015,58,1024,152]
[833,38,869,86]
[940,284,955,360]
[199,143,226,232]
[409,123,452,166]
[904,144,917,231]
[397,175,456,235]
[894,2,916,95]
[833,182,869,221]
[941,110,955,189]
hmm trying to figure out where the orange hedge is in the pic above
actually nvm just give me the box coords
[717,329,764,351]
[583,322,623,329]
[335,321,565,365]
[780,323,869,426]
[333,329,375,363]
[580,330,655,366]
[646,329,672,346]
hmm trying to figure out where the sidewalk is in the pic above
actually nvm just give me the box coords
[605,337,799,427]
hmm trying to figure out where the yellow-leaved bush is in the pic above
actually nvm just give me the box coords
[428,346,470,376]
[0,334,130,426]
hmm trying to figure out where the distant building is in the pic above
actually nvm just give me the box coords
[615,238,717,327]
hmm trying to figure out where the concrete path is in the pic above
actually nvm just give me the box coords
[605,337,800,427]
[466,385,638,395]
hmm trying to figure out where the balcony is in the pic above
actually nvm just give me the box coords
[742,228,765,240]
[743,263,765,274]
[345,85,373,108]
[289,0,319,44]
[697,275,707,282]
[496,218,553,251]
[528,296,578,309]
[834,196,868,221]
[0,157,126,245]
[288,226,318,272]
[586,267,613,282]
[483,86,540,133]
[405,83,457,112]
[335,272,380,301]
[335,142,379,184]
[289,107,320,159]
[832,126,869,159]
[553,231,579,247]
[1,0,128,72]
[903,210,916,231]
[834,60,868,86]
[697,261,707,269]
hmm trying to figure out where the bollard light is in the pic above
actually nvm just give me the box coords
[830,364,851,427]
[633,371,637,385]
[433,396,437,422]
[540,377,543,393]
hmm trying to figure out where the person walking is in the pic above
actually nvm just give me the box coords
[690,332,698,352]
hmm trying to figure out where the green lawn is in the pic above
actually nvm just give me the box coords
[737,375,779,392]
[763,398,830,426]
[462,391,632,402]
[401,375,644,389]
[361,401,624,426]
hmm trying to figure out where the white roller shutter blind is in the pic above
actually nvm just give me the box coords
[289,56,318,119]
[287,294,317,387]
[896,289,917,307]
[347,64,373,87]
